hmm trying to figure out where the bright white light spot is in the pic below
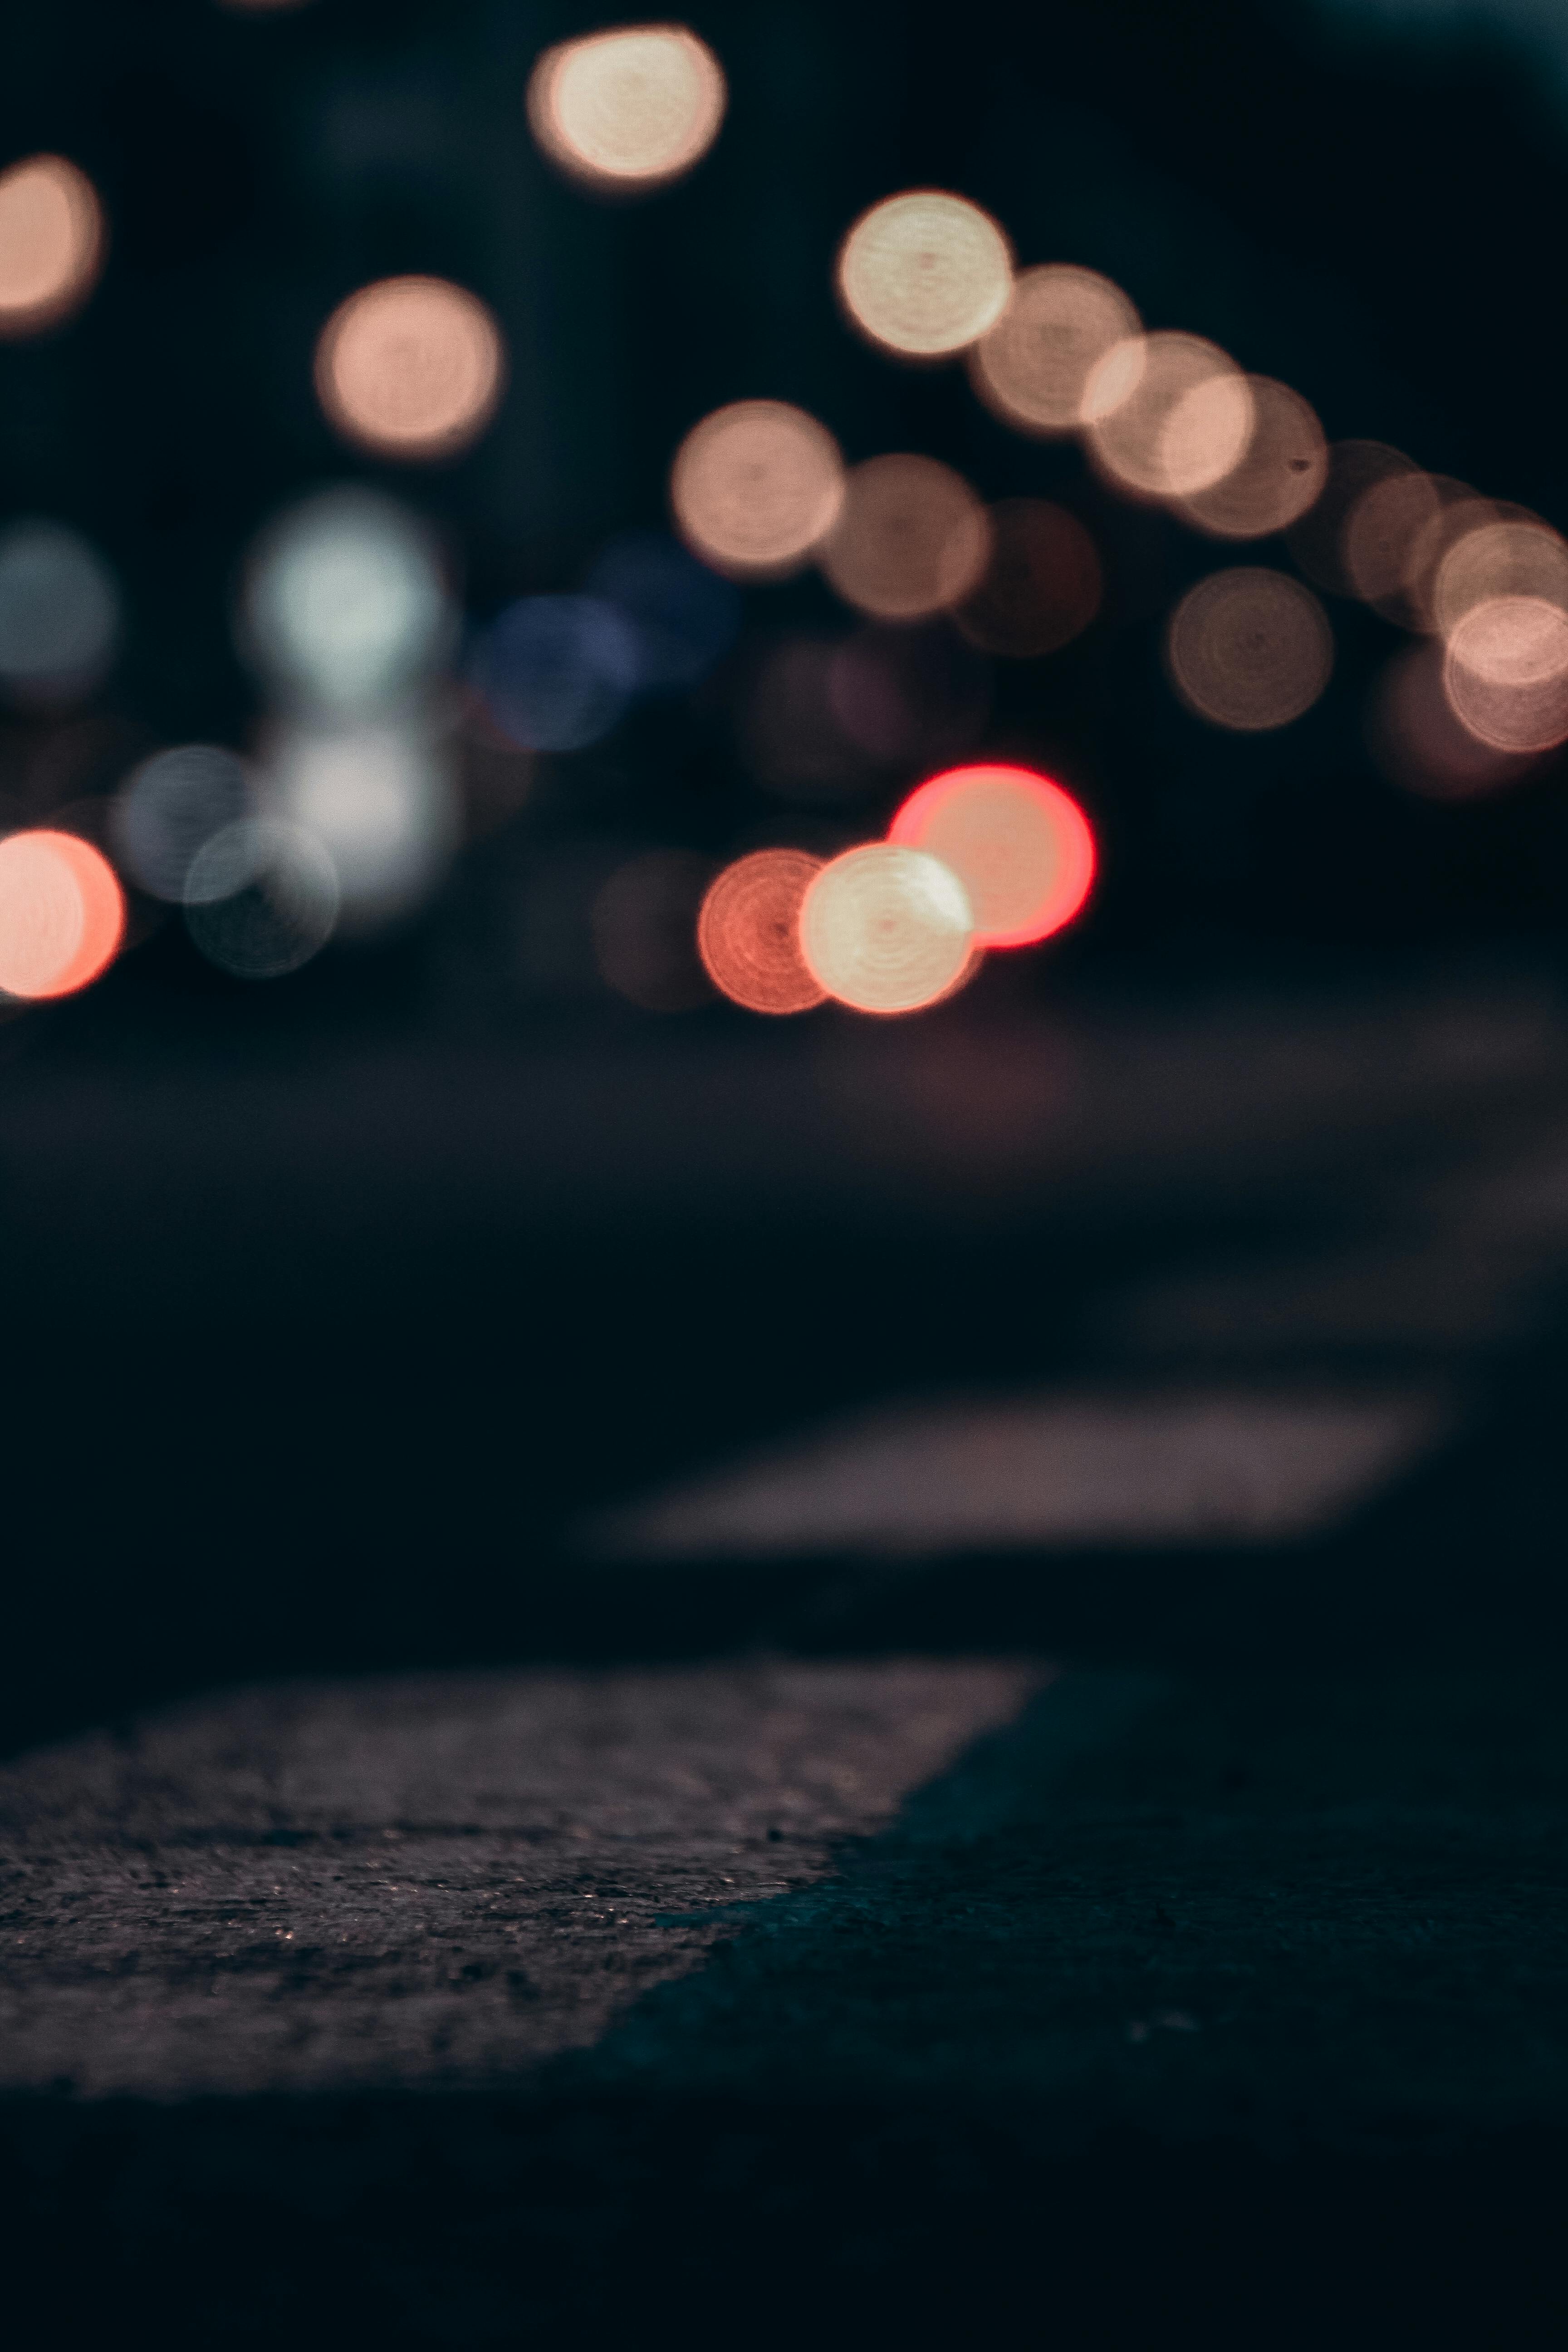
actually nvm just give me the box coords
[241,490,455,719]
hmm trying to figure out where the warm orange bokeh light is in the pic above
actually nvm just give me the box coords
[1341,468,1451,623]
[1166,568,1333,732]
[670,400,845,580]
[1443,595,1568,753]
[527,24,726,193]
[1175,377,1327,541]
[697,849,826,1013]
[888,764,1095,949]
[314,276,505,461]
[836,191,1012,359]
[1082,332,1253,503]
[1432,517,1568,642]
[0,829,124,1000]
[799,842,975,1015]
[954,500,1101,658]
[969,264,1139,437]
[818,455,990,621]
[0,155,105,338]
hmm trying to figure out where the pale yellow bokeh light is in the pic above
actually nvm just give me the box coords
[670,400,845,580]
[1175,378,1328,541]
[1082,333,1253,502]
[836,191,1013,360]
[1166,568,1333,732]
[1444,595,1568,753]
[968,264,1139,437]
[818,455,990,622]
[527,24,726,193]
[799,842,975,1015]
[0,156,105,339]
[1432,518,1568,642]
[314,276,505,461]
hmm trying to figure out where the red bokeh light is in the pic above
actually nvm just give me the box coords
[887,764,1095,949]
[0,828,124,1000]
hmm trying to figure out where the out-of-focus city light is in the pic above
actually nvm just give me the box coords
[112,745,253,902]
[0,521,119,705]
[1285,440,1414,597]
[969,264,1139,436]
[670,399,845,579]
[591,850,714,1009]
[1166,568,1333,731]
[1174,378,1328,541]
[0,829,123,1000]
[527,24,726,193]
[470,594,642,752]
[314,276,505,461]
[953,500,1101,657]
[184,816,339,978]
[1342,467,1450,623]
[798,841,975,1015]
[585,530,740,689]
[1443,595,1568,753]
[263,726,456,928]
[241,490,455,718]
[818,455,990,621]
[888,764,1096,949]
[0,156,105,339]
[1083,333,1254,501]
[696,849,826,1013]
[827,623,991,765]
[1369,643,1538,799]
[740,635,877,799]
[836,191,1013,359]
[1432,518,1568,642]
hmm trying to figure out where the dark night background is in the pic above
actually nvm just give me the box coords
[4,3,1568,2343]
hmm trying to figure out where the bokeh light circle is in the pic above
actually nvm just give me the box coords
[799,842,975,1015]
[470,594,642,752]
[969,264,1139,436]
[113,745,254,902]
[264,725,456,929]
[1433,519,1568,642]
[696,849,826,1014]
[184,817,339,978]
[527,25,726,192]
[0,156,105,338]
[0,828,123,1000]
[888,764,1096,950]
[670,400,845,580]
[836,191,1012,359]
[818,455,990,622]
[954,500,1101,657]
[1443,596,1568,754]
[0,521,119,702]
[241,489,455,718]
[1083,333,1253,501]
[315,276,505,461]
[1174,378,1328,541]
[1166,568,1333,732]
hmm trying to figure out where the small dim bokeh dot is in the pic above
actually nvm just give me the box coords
[1166,568,1333,732]
[670,400,846,579]
[527,25,726,193]
[818,455,990,622]
[969,264,1139,436]
[697,849,826,1014]
[836,191,1012,360]
[954,501,1101,658]
[888,764,1096,949]
[315,276,505,461]
[1083,333,1253,503]
[0,156,105,339]
[799,841,976,1016]
[0,829,124,1000]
